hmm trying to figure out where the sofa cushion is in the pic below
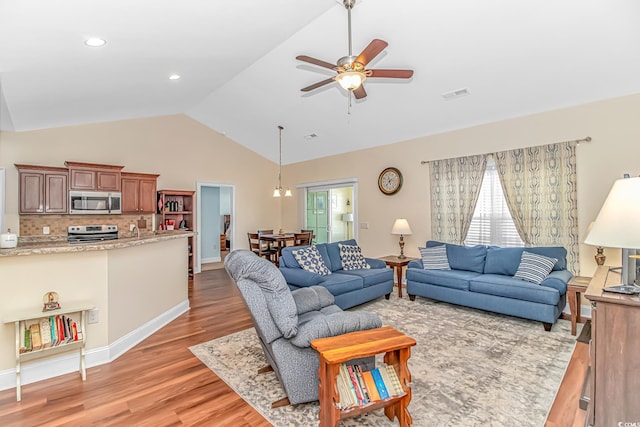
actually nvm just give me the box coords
[469,274,560,305]
[426,241,487,273]
[406,268,480,291]
[484,246,567,275]
[513,251,558,284]
[293,246,332,276]
[317,273,363,295]
[338,243,371,270]
[338,267,394,287]
[419,246,451,270]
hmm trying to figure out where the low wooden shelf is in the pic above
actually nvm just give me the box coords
[3,301,94,401]
[311,326,416,427]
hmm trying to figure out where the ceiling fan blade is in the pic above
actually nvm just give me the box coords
[353,85,367,99]
[369,69,414,79]
[301,77,336,92]
[354,39,388,67]
[296,55,337,70]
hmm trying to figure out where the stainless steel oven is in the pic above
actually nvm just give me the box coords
[67,225,119,243]
[69,191,122,214]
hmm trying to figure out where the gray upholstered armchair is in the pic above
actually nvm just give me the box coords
[224,249,382,406]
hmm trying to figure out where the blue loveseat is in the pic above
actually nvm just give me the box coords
[279,239,394,309]
[406,241,573,330]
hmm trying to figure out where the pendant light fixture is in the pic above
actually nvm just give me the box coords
[273,125,292,197]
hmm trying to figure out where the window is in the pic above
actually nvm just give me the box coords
[465,158,523,247]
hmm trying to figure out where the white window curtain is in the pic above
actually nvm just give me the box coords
[429,155,487,244]
[465,158,524,247]
[494,141,579,273]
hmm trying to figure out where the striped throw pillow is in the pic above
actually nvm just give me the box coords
[419,245,451,270]
[513,251,558,284]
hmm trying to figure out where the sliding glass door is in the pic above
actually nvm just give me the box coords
[306,185,355,244]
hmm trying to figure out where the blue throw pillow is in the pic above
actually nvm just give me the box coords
[513,251,558,284]
[293,246,332,276]
[426,240,487,273]
[419,246,451,270]
[338,243,370,270]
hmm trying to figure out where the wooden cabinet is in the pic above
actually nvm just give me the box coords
[16,165,68,214]
[584,266,640,426]
[65,161,123,191]
[3,301,94,401]
[121,172,159,214]
[157,190,195,277]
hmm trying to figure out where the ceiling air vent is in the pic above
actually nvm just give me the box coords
[441,88,470,100]
[304,133,319,140]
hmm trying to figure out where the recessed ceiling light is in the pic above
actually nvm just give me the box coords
[168,74,181,80]
[84,38,106,47]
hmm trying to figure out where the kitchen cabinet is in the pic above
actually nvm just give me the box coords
[121,172,159,214]
[65,161,123,191]
[15,165,68,214]
[157,190,195,277]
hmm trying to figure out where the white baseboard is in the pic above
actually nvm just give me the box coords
[563,302,592,320]
[0,299,190,393]
[201,256,221,264]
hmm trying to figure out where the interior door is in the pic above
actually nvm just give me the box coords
[306,190,329,243]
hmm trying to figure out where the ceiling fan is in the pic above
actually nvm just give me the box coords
[296,0,413,100]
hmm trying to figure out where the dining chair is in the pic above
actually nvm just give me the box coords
[293,232,312,246]
[247,232,277,263]
[301,229,315,244]
[258,229,276,252]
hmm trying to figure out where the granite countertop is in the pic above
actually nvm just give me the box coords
[0,230,194,257]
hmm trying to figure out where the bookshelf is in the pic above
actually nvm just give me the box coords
[157,189,195,277]
[3,301,94,401]
[311,326,416,427]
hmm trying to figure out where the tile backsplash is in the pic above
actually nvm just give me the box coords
[19,214,154,237]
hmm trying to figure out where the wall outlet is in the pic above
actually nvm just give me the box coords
[43,226,50,235]
[88,309,99,324]
[130,224,135,231]
[360,222,369,229]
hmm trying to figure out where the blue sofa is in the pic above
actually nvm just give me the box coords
[406,241,572,330]
[279,239,394,309]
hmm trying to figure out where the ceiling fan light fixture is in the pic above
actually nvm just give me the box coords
[336,71,366,91]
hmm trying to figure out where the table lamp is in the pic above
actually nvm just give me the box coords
[584,176,640,285]
[391,218,413,259]
[587,221,606,266]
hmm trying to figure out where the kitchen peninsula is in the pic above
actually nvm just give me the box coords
[0,231,192,392]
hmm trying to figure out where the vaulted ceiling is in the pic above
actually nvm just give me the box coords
[1,0,639,164]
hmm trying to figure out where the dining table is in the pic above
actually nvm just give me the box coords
[259,233,295,265]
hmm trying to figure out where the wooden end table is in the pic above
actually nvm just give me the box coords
[567,275,591,335]
[378,256,417,298]
[311,326,416,427]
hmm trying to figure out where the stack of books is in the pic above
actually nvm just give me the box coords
[20,315,81,353]
[335,363,405,410]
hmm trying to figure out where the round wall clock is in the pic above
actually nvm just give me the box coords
[378,167,403,195]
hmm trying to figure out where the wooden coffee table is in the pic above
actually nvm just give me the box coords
[378,256,417,298]
[311,326,416,427]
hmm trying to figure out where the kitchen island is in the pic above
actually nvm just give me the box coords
[0,231,192,393]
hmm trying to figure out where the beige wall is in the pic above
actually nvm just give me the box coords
[2,94,640,278]
[282,93,640,277]
[0,114,281,245]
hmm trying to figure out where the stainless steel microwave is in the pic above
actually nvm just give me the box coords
[69,191,122,214]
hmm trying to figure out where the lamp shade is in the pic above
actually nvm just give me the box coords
[391,218,413,235]
[342,213,354,222]
[584,176,640,249]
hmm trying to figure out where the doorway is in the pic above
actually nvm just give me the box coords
[305,183,356,244]
[196,182,235,273]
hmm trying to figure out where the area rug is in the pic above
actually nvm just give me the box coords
[189,294,577,427]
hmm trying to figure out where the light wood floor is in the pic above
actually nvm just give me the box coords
[0,269,588,426]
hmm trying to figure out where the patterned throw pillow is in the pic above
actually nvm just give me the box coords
[338,243,371,271]
[419,245,451,270]
[292,246,331,276]
[513,251,558,284]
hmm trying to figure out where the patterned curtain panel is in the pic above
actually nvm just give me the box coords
[430,155,487,244]
[494,142,579,273]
